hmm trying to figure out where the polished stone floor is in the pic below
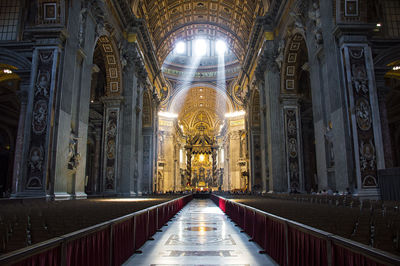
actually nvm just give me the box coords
[124,199,278,266]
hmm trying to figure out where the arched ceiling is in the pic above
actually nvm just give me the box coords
[134,0,267,64]
[168,86,234,134]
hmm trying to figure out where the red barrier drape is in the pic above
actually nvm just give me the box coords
[219,198,226,213]
[254,211,266,249]
[66,228,110,266]
[238,205,245,228]
[157,206,165,229]
[12,246,60,266]
[112,219,134,266]
[244,208,255,238]
[8,196,193,266]
[148,209,157,237]
[134,212,148,250]
[288,227,327,266]
[332,243,386,266]
[265,218,287,266]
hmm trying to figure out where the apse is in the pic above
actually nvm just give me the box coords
[161,38,239,115]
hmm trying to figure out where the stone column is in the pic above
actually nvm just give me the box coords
[92,128,102,194]
[212,146,217,187]
[229,131,241,190]
[101,96,123,194]
[136,87,144,195]
[185,145,192,186]
[282,96,304,192]
[263,41,287,192]
[23,47,59,197]
[375,73,393,168]
[11,90,28,195]
[152,94,160,192]
[340,44,384,198]
[163,132,174,192]
[259,82,269,193]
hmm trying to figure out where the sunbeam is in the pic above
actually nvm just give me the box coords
[169,44,203,114]
[217,40,227,132]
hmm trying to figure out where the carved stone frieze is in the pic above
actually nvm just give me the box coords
[67,131,81,171]
[118,40,140,70]
[102,104,120,191]
[78,8,88,48]
[284,108,301,191]
[345,46,379,188]
[26,48,58,190]
[308,2,323,45]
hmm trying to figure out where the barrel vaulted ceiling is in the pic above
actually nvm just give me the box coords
[133,0,268,64]
[169,86,233,134]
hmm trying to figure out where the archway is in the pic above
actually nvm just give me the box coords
[85,43,106,194]
[0,65,20,197]
[156,85,237,192]
[85,35,122,194]
[281,33,317,192]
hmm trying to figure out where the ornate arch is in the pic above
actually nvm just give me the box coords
[135,0,265,64]
[0,48,31,71]
[250,89,260,127]
[95,36,123,96]
[0,48,31,85]
[158,23,245,63]
[281,33,308,94]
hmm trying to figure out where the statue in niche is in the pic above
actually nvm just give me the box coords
[106,118,117,137]
[78,8,88,48]
[275,39,285,70]
[351,64,369,94]
[289,10,306,35]
[68,132,81,170]
[360,139,376,171]
[29,146,43,172]
[32,100,48,134]
[35,70,50,97]
[355,99,372,131]
[309,2,323,44]
[288,138,298,158]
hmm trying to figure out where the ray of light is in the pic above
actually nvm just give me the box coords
[217,41,227,133]
[169,46,203,114]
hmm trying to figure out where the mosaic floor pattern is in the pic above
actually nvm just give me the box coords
[123,199,278,266]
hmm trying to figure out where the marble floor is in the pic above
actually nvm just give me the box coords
[123,199,278,266]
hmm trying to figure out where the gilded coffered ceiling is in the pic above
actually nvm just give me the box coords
[133,0,268,64]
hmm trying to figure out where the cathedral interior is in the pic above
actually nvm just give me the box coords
[0,0,400,265]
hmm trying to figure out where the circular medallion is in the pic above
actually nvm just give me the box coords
[355,98,372,131]
[360,140,375,160]
[288,138,297,158]
[32,100,48,135]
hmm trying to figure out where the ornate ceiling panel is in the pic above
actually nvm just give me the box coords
[168,86,233,134]
[134,0,266,63]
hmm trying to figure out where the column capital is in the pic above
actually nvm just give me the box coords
[280,93,300,105]
[256,40,280,75]
[101,96,124,107]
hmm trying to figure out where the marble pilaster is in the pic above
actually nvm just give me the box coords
[101,96,123,194]
[11,89,28,195]
[262,41,287,192]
